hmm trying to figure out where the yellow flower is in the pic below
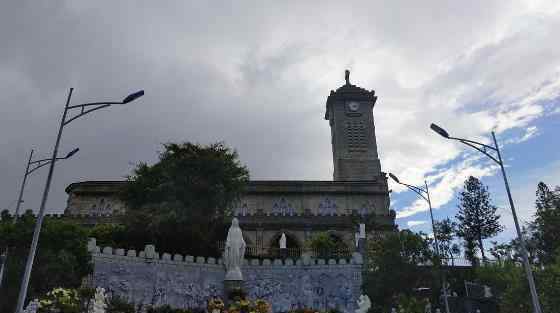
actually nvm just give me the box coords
[240,300,250,307]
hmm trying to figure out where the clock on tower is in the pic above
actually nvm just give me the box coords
[324,70,382,181]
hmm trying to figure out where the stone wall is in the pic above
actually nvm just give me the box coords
[88,239,363,313]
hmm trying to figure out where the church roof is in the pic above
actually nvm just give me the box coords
[65,178,389,195]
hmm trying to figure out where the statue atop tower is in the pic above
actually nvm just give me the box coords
[324,71,382,181]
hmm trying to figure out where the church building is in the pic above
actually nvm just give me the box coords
[64,71,396,256]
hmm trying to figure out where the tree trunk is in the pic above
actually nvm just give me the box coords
[478,235,486,262]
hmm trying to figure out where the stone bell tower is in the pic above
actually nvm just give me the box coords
[325,70,382,181]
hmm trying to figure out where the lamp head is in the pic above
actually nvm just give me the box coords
[388,173,400,184]
[430,123,450,138]
[122,90,144,104]
[65,148,80,159]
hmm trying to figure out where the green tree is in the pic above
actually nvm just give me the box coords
[475,254,560,313]
[363,230,433,311]
[88,223,126,247]
[489,241,514,262]
[120,142,249,257]
[532,182,560,264]
[304,232,349,258]
[434,218,457,264]
[455,176,503,263]
[0,212,92,312]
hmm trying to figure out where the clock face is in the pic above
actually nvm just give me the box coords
[347,101,360,112]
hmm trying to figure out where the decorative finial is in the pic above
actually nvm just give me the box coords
[345,69,350,85]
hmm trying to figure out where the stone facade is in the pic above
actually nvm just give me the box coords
[63,72,395,251]
[89,239,363,313]
[65,181,126,216]
[65,179,395,250]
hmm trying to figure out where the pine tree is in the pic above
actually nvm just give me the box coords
[455,176,503,263]
[533,182,560,264]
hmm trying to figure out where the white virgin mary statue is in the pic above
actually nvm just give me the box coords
[224,218,246,281]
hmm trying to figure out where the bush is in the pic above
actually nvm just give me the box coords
[106,296,135,313]
[146,305,193,313]
[37,288,81,313]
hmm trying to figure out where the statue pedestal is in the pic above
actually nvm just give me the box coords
[224,279,244,303]
[280,248,288,259]
[357,238,365,255]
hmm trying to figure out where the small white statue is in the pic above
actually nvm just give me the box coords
[355,294,371,313]
[476,310,481,313]
[435,309,441,313]
[90,287,107,313]
[391,308,397,313]
[483,285,493,298]
[279,233,287,249]
[144,244,156,259]
[22,299,40,313]
[359,223,366,239]
[424,300,432,313]
[224,218,246,280]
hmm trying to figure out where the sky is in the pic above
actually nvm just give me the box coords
[1,0,559,245]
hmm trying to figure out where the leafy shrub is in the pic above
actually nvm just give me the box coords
[146,305,193,313]
[37,288,80,313]
[106,296,135,313]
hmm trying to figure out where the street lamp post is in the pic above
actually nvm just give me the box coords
[0,148,79,289]
[430,123,542,313]
[14,88,144,313]
[388,173,451,313]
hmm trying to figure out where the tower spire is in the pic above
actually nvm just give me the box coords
[345,69,350,85]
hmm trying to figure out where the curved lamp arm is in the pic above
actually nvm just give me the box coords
[388,173,429,202]
[63,90,144,126]
[430,123,501,165]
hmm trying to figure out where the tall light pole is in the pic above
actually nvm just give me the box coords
[14,88,144,313]
[430,123,542,313]
[388,173,451,313]
[0,148,79,289]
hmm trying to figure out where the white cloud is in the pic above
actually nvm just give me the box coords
[396,155,499,219]
[504,126,539,144]
[407,220,428,228]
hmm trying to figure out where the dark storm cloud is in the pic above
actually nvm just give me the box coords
[1,0,559,220]
[0,1,335,213]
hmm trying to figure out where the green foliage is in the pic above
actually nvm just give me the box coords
[434,217,457,262]
[88,223,126,247]
[532,182,560,265]
[305,232,336,252]
[106,296,136,313]
[395,294,425,313]
[475,255,560,313]
[488,241,514,262]
[37,287,81,313]
[538,254,560,313]
[304,232,349,258]
[456,176,503,263]
[0,214,92,312]
[146,304,194,313]
[227,287,248,301]
[119,142,249,257]
[363,230,433,311]
[471,182,560,313]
